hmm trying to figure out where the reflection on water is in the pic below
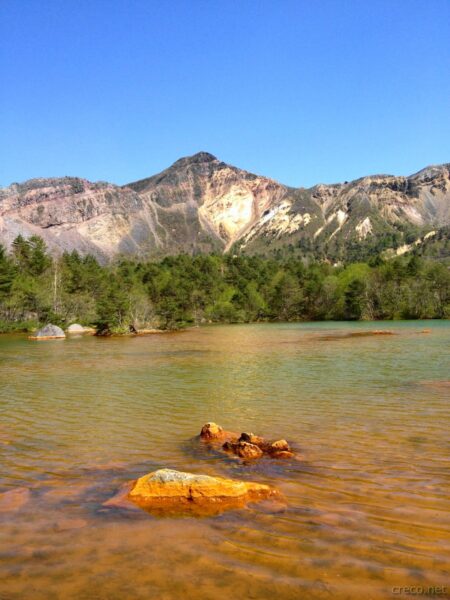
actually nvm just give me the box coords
[0,321,449,599]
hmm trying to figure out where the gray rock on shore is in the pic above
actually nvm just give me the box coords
[67,323,85,333]
[30,324,66,340]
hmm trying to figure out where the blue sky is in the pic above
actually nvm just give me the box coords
[1,0,449,188]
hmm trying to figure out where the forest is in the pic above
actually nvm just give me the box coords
[0,234,449,334]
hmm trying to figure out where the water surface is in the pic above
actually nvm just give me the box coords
[1,321,449,599]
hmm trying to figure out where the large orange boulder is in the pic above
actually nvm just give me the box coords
[127,468,280,516]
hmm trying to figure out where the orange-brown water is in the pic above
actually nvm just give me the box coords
[0,321,449,599]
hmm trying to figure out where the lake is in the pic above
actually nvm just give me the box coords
[0,321,449,599]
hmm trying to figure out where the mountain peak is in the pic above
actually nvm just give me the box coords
[171,151,218,168]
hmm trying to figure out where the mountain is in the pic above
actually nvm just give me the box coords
[0,152,449,262]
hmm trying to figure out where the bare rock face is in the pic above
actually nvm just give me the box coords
[29,323,65,340]
[127,468,280,516]
[2,154,448,262]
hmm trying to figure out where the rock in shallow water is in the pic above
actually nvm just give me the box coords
[200,422,224,439]
[269,439,290,453]
[126,468,281,516]
[223,441,264,460]
[199,422,237,441]
[29,323,65,340]
[199,423,296,461]
[239,432,265,446]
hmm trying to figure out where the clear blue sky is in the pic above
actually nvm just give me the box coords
[1,0,449,188]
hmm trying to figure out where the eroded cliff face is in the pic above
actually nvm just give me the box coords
[126,152,287,251]
[0,178,153,260]
[240,164,450,257]
[0,153,448,261]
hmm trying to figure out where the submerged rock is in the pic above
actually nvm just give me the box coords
[0,487,31,512]
[319,330,396,341]
[29,323,65,340]
[54,518,87,531]
[127,468,280,516]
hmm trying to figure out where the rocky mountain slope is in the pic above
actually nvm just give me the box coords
[0,152,448,262]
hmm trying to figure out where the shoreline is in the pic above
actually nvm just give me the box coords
[0,318,445,338]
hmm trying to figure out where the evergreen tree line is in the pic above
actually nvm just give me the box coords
[0,235,449,333]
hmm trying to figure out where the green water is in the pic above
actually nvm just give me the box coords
[0,321,449,599]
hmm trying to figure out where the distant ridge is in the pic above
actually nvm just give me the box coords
[0,153,449,262]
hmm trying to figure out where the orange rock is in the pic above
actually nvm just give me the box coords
[200,422,237,442]
[127,469,280,516]
[199,423,296,461]
[269,439,291,453]
[200,422,224,440]
[223,441,263,460]
[239,432,265,446]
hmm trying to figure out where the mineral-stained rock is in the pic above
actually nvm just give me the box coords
[200,422,224,440]
[0,487,31,512]
[29,323,65,340]
[223,441,264,460]
[200,422,296,461]
[127,468,279,516]
[200,422,237,443]
[269,439,291,453]
[239,432,265,446]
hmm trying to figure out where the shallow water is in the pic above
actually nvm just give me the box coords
[0,321,449,599]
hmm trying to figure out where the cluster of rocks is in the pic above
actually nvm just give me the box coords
[104,422,295,517]
[200,422,294,460]
[2,421,293,518]
[29,323,95,340]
